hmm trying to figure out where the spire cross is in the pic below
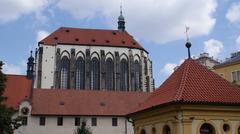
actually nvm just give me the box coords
[185,26,190,42]
[120,0,123,15]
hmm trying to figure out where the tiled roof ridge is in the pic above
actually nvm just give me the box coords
[59,26,119,31]
[174,59,191,101]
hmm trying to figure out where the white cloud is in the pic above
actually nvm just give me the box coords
[204,39,224,58]
[226,2,240,24]
[56,0,217,43]
[161,63,177,75]
[236,35,240,49]
[0,0,49,23]
[160,59,184,76]
[37,30,50,42]
[2,62,25,75]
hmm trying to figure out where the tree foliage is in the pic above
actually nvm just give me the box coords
[0,61,22,134]
[74,121,92,134]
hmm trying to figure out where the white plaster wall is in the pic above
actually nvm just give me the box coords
[15,116,134,134]
[40,45,56,89]
[37,44,154,91]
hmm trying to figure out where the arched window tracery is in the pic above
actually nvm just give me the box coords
[75,57,85,89]
[106,58,114,90]
[91,57,100,90]
[60,56,70,89]
[120,59,129,91]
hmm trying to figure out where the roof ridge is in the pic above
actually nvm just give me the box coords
[174,59,191,101]
[60,27,121,32]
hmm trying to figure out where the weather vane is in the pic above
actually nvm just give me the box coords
[184,26,192,59]
[185,26,190,42]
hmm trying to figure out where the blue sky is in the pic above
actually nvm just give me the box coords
[0,0,240,87]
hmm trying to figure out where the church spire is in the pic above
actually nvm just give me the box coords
[118,1,125,32]
[27,50,34,80]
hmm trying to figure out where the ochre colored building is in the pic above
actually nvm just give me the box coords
[213,52,240,85]
[128,59,240,134]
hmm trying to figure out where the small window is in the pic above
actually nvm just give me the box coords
[112,118,118,126]
[91,117,97,126]
[75,117,81,126]
[57,117,63,126]
[22,117,28,126]
[39,116,46,126]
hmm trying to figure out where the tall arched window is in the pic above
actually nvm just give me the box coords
[60,56,70,89]
[200,123,215,134]
[134,60,140,91]
[91,57,100,90]
[76,57,85,89]
[106,58,114,90]
[120,59,129,91]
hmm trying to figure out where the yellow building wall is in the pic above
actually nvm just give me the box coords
[214,62,240,85]
[131,105,240,134]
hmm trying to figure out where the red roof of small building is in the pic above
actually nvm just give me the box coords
[40,27,147,52]
[131,59,240,114]
[3,75,32,109]
[31,89,151,116]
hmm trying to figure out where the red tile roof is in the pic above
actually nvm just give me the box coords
[40,27,147,52]
[3,75,32,109]
[31,89,151,116]
[132,59,240,113]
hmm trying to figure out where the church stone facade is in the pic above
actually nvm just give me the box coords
[34,27,154,92]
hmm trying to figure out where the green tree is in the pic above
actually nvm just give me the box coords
[0,61,22,134]
[74,121,92,134]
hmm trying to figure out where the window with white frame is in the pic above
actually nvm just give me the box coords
[232,70,240,82]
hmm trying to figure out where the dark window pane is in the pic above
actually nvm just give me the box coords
[120,59,129,91]
[163,125,171,134]
[106,58,114,90]
[76,57,85,89]
[134,60,140,91]
[91,117,97,126]
[75,117,80,126]
[39,116,45,126]
[57,117,63,126]
[112,118,118,126]
[91,57,100,90]
[200,123,214,134]
[60,56,70,89]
